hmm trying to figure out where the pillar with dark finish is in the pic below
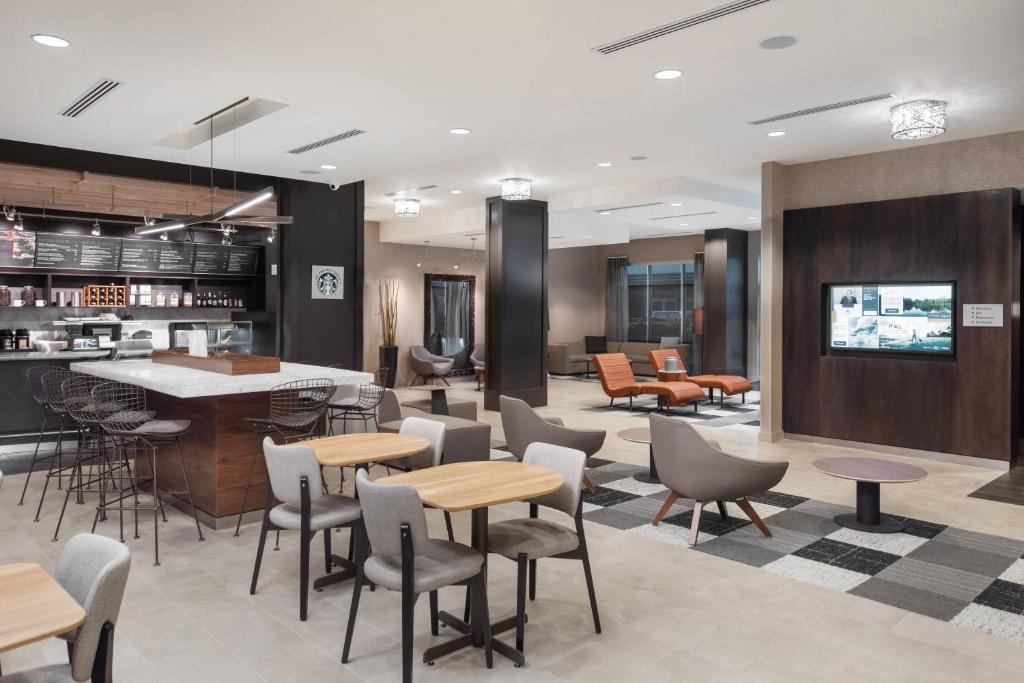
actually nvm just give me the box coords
[484,197,548,410]
[703,228,748,376]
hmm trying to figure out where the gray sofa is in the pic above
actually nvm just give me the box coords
[377,390,490,464]
[548,340,692,376]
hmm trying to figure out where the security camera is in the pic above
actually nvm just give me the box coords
[328,183,341,191]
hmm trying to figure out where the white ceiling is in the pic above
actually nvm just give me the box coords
[3,0,1024,248]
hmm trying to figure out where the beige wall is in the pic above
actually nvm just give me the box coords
[760,129,1024,443]
[363,221,486,386]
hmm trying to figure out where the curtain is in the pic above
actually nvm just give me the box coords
[692,252,705,374]
[605,257,629,342]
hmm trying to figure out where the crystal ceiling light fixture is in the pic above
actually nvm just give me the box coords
[394,197,421,217]
[890,100,946,140]
[500,178,531,201]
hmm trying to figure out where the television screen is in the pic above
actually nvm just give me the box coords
[828,283,954,354]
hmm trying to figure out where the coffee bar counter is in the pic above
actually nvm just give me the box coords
[67,360,372,528]
[0,350,110,361]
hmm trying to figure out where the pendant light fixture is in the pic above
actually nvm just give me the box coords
[500,178,531,201]
[394,197,421,217]
[416,240,430,268]
[890,100,946,140]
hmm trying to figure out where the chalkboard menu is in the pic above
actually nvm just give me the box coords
[193,244,261,275]
[120,239,196,273]
[35,233,121,270]
[0,230,37,268]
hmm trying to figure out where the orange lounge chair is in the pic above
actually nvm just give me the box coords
[593,353,705,413]
[648,349,753,405]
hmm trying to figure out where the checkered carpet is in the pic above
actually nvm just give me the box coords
[577,457,1024,644]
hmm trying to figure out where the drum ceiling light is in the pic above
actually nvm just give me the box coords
[394,197,421,217]
[890,100,946,141]
[500,178,531,201]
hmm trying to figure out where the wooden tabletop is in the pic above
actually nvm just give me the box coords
[377,461,563,512]
[813,457,928,484]
[308,432,430,468]
[0,563,85,654]
[617,427,652,444]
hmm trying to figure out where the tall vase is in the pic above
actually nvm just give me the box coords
[378,345,398,388]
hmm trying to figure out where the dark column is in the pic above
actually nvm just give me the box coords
[484,197,548,410]
[703,228,747,376]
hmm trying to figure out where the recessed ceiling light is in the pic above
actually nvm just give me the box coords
[670,202,682,207]
[449,128,471,135]
[767,131,786,137]
[32,34,70,48]
[599,211,611,215]
[679,223,688,227]
[759,35,798,50]
[597,162,612,167]
[654,69,682,80]
[449,189,462,194]
[630,155,648,161]
[319,163,336,170]
[748,216,758,220]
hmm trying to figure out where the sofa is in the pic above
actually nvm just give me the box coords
[549,340,692,376]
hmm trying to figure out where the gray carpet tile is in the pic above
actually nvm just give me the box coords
[907,540,1019,578]
[748,490,808,509]
[789,498,853,519]
[973,579,1024,615]
[850,577,973,622]
[874,556,994,602]
[606,495,688,520]
[585,464,646,487]
[716,522,821,555]
[896,517,948,539]
[660,509,751,536]
[581,486,640,508]
[693,536,787,568]
[932,526,1024,557]
[582,506,650,531]
[793,539,900,576]
[763,508,842,538]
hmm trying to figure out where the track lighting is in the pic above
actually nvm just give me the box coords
[159,232,169,241]
[13,214,24,231]
[2,205,16,222]
[221,225,235,246]
[91,219,101,237]
[267,227,277,243]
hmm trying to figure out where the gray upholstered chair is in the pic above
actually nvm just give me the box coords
[649,414,789,544]
[2,533,131,683]
[343,470,492,682]
[500,395,606,491]
[487,442,600,654]
[249,437,362,621]
[388,417,456,541]
[469,344,485,368]
[408,345,454,386]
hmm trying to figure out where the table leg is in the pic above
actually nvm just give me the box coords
[633,443,661,484]
[430,390,450,416]
[834,481,904,533]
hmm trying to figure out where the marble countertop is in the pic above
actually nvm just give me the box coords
[69,359,373,398]
[0,350,111,362]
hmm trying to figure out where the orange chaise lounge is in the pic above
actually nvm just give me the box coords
[648,348,753,406]
[592,352,705,413]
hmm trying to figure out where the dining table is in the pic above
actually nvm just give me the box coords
[377,460,563,668]
[0,563,85,656]
[306,432,430,590]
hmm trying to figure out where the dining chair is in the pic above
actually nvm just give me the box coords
[343,470,492,682]
[1,533,131,683]
[388,417,455,541]
[250,437,362,621]
[486,442,601,655]
[649,414,789,544]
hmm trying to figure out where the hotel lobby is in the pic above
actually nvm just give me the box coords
[1,1,1024,682]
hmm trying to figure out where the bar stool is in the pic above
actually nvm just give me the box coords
[234,378,335,536]
[18,366,67,507]
[91,382,204,566]
[328,382,385,435]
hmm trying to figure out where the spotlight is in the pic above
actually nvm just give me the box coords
[91,219,101,236]
[13,214,24,231]
[159,232,169,241]
[267,227,277,243]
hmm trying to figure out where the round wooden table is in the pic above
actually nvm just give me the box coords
[813,457,927,533]
[378,461,563,667]
[0,563,85,655]
[406,384,452,415]
[618,427,659,484]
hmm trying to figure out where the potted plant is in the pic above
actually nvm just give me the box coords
[378,280,399,388]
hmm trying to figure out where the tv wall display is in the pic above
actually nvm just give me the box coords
[828,283,954,355]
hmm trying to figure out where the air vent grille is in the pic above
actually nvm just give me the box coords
[594,0,773,54]
[649,211,717,221]
[287,129,366,154]
[60,79,122,118]
[385,185,438,197]
[592,202,663,213]
[748,93,894,125]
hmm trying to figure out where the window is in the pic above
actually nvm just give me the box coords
[625,262,695,343]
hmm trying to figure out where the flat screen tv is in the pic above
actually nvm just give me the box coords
[827,282,954,355]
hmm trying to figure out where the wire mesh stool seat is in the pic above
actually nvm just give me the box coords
[91,382,204,566]
[328,381,385,435]
[234,378,336,536]
[51,373,132,543]
[19,366,74,512]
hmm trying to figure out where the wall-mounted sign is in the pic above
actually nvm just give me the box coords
[35,233,121,270]
[311,265,344,300]
[963,304,1003,327]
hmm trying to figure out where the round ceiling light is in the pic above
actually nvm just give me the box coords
[500,178,531,201]
[599,211,611,215]
[597,162,612,167]
[890,100,946,141]
[319,164,336,170]
[32,34,70,48]
[759,35,798,50]
[449,128,471,135]
[394,198,421,217]
[767,131,786,137]
[449,189,462,194]
[654,69,682,80]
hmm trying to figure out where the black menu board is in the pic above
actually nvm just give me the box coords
[120,239,195,273]
[35,233,121,270]
[193,244,261,275]
[0,230,37,268]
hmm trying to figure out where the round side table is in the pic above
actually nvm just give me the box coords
[618,427,658,484]
[813,457,927,533]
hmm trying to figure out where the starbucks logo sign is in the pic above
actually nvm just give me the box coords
[311,265,344,300]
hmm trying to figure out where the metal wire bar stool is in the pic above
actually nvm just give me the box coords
[92,382,204,566]
[328,381,385,435]
[234,378,336,536]
[32,369,81,522]
[19,366,71,507]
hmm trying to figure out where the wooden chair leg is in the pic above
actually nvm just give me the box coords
[736,498,772,538]
[582,473,596,493]
[652,491,679,526]
[689,501,704,545]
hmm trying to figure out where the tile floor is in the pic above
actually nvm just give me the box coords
[1,377,1023,682]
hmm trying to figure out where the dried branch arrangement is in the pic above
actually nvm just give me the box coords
[378,280,399,346]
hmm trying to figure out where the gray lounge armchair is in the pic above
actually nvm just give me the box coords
[409,345,454,386]
[649,414,789,545]
[499,395,606,491]
[469,344,485,368]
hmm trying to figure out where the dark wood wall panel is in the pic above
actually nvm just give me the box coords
[783,189,1020,464]
[703,228,747,376]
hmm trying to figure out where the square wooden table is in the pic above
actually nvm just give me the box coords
[0,563,85,654]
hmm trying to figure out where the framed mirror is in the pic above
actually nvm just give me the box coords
[424,273,475,371]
